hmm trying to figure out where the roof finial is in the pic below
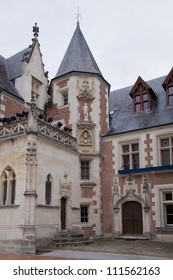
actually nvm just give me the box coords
[76,6,82,26]
[33,22,39,39]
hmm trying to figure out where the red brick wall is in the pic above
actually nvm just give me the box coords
[0,94,25,117]
[56,78,69,89]
[47,104,70,124]
[101,140,114,233]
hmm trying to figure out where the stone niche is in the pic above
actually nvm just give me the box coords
[77,123,95,154]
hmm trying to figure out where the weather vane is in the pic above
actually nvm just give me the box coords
[76,6,82,23]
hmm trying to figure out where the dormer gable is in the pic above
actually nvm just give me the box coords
[129,76,157,114]
[162,67,173,106]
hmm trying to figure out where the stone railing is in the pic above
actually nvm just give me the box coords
[37,119,77,150]
[0,118,77,151]
[0,120,27,139]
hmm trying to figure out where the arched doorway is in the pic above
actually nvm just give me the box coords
[61,197,67,230]
[122,201,143,235]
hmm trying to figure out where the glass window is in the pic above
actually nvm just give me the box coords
[121,142,139,170]
[45,174,52,205]
[81,161,90,180]
[1,168,16,206]
[80,205,89,223]
[134,92,149,113]
[62,91,68,106]
[167,87,173,106]
[163,191,173,226]
[160,137,173,166]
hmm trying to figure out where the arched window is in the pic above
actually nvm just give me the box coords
[45,174,52,205]
[1,167,16,206]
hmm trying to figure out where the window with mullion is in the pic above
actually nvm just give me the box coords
[134,92,149,113]
[121,142,139,170]
[81,160,90,180]
[160,137,173,165]
[80,205,89,223]
[167,86,173,106]
[163,191,173,226]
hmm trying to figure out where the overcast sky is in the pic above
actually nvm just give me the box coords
[1,0,173,90]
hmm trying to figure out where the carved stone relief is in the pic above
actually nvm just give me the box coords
[79,129,92,145]
[26,141,37,165]
[76,79,95,101]
[59,172,72,198]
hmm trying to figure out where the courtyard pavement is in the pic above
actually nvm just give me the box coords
[0,238,173,259]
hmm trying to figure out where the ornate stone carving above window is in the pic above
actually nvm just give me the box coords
[76,79,95,101]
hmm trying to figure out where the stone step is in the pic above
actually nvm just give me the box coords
[51,239,93,247]
[115,235,150,240]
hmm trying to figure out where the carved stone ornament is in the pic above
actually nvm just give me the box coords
[59,174,72,198]
[27,93,38,132]
[113,176,119,195]
[26,141,37,165]
[79,129,92,145]
[142,174,149,193]
[77,79,95,101]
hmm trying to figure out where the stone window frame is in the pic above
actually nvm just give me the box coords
[120,141,140,170]
[80,160,91,181]
[0,167,16,206]
[61,89,69,106]
[155,185,173,228]
[158,135,173,166]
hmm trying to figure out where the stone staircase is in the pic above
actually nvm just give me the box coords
[49,230,93,247]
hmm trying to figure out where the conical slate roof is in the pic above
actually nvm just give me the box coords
[55,22,103,78]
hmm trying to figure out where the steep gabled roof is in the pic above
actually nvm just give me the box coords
[6,47,32,80]
[55,22,103,78]
[0,55,24,100]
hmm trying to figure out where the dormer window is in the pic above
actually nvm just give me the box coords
[134,91,149,113]
[130,76,157,114]
[167,86,173,106]
[162,67,173,106]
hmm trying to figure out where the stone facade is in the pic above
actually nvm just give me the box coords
[0,22,173,254]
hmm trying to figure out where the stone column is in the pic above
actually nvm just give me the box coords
[22,94,38,254]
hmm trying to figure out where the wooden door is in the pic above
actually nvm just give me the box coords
[61,197,66,230]
[122,201,143,235]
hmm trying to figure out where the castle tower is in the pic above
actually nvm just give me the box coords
[48,21,110,236]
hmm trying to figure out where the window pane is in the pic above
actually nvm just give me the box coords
[132,143,139,151]
[3,181,7,206]
[142,93,148,101]
[45,180,51,205]
[161,138,169,147]
[168,86,173,94]
[161,150,170,165]
[143,101,149,111]
[165,193,172,201]
[122,145,129,153]
[81,161,90,180]
[123,155,130,170]
[135,95,140,102]
[11,180,15,205]
[135,103,140,113]
[166,205,173,224]
[168,95,173,106]
[132,154,139,169]
[81,205,88,223]
[63,94,68,105]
